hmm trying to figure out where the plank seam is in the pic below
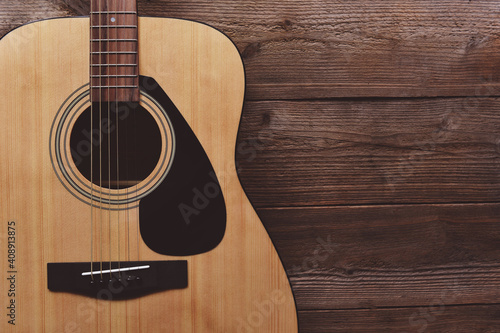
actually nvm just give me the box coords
[298,302,500,312]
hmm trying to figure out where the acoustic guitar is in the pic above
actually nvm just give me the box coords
[0,0,297,331]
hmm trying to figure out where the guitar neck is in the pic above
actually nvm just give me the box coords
[90,0,139,102]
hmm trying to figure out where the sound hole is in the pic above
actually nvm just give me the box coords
[70,102,162,189]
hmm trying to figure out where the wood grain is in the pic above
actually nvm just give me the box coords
[259,203,500,310]
[298,305,500,332]
[237,98,500,207]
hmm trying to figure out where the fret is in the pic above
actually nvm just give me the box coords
[91,39,138,42]
[90,11,137,14]
[91,64,137,67]
[92,86,139,89]
[91,25,138,28]
[91,75,138,78]
[91,51,137,54]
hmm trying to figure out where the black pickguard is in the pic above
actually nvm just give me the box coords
[138,76,226,256]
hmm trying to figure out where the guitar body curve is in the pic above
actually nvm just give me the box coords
[0,17,297,332]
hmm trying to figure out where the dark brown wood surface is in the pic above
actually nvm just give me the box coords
[237,98,500,207]
[261,204,500,309]
[299,305,500,332]
[1,1,499,331]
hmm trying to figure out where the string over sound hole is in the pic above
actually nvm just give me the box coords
[70,102,162,189]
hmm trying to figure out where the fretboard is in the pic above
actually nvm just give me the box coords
[90,0,139,102]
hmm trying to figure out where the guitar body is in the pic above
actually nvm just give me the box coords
[0,17,297,332]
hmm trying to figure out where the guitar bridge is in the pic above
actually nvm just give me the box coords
[47,260,188,300]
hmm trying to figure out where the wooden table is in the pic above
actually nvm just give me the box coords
[1,1,499,331]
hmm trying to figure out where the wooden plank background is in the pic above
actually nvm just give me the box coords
[2,0,500,331]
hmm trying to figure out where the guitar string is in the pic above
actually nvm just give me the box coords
[128,1,139,261]
[115,2,121,278]
[89,0,94,282]
[125,2,131,262]
[133,1,139,263]
[99,0,104,281]
[136,6,140,263]
[134,91,140,262]
[122,5,130,277]
[121,1,131,270]
[107,0,112,280]
[126,132,130,265]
